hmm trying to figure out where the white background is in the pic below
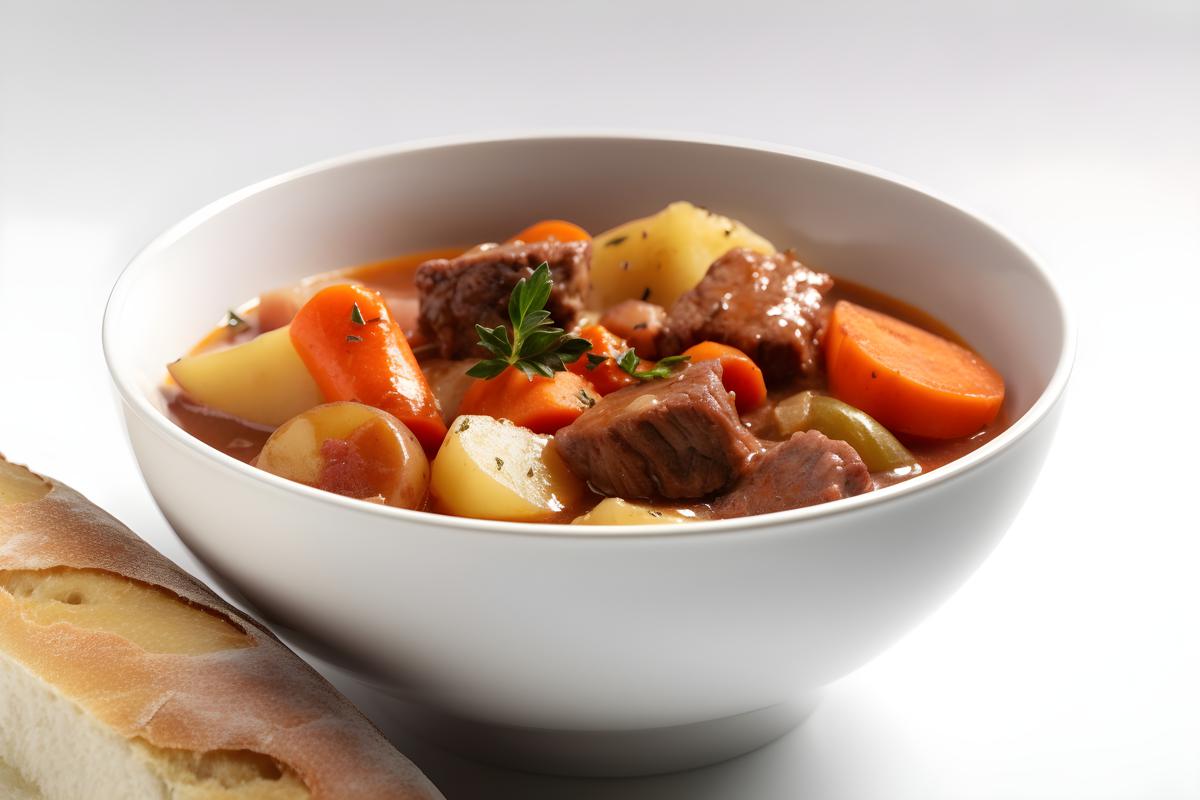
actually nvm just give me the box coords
[2,2,1197,798]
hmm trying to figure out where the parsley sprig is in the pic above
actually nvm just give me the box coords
[584,337,690,381]
[467,262,592,380]
[615,350,690,380]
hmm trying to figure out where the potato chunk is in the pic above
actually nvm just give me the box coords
[257,402,429,509]
[590,201,775,309]
[168,326,324,427]
[430,416,584,522]
[571,498,695,526]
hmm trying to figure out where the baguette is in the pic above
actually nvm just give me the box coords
[0,455,443,800]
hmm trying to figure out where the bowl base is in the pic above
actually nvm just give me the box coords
[178,562,819,777]
[396,696,818,777]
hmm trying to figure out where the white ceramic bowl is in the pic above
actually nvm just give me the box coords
[103,133,1072,776]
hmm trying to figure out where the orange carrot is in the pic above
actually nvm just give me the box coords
[824,300,1004,439]
[459,367,599,434]
[567,325,639,395]
[682,341,768,413]
[290,284,447,456]
[506,219,591,244]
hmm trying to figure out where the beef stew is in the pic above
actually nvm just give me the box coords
[163,203,1008,525]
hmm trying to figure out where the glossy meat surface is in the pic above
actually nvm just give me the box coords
[556,361,762,499]
[663,248,833,384]
[713,429,872,518]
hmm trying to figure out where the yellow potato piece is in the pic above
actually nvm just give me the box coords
[431,415,584,522]
[590,201,775,309]
[168,325,324,427]
[258,401,387,485]
[572,497,695,526]
[257,402,429,509]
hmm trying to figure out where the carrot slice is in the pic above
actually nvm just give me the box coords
[824,300,1004,439]
[459,368,599,435]
[682,341,767,413]
[290,284,447,456]
[567,325,639,395]
[506,219,591,244]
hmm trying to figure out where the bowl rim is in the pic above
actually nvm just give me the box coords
[102,129,1075,540]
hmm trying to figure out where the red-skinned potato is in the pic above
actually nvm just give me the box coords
[256,402,430,509]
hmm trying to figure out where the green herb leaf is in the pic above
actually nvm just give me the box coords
[556,337,592,360]
[616,349,640,374]
[615,350,690,381]
[521,327,568,358]
[654,354,691,369]
[350,302,366,326]
[578,389,596,408]
[466,358,511,379]
[346,334,363,343]
[470,261,592,380]
[495,457,504,470]
[475,324,513,358]
[515,359,557,379]
[509,264,552,329]
[226,309,246,328]
[586,353,608,370]
[605,235,628,247]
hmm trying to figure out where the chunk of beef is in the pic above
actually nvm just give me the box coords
[712,430,872,518]
[598,299,667,359]
[556,361,762,500]
[661,248,833,384]
[416,239,590,359]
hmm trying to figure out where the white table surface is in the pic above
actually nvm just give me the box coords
[2,2,1197,797]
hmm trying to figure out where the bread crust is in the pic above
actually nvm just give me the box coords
[0,456,442,800]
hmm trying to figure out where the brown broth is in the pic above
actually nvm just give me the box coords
[166,388,271,464]
[166,250,1010,517]
[826,277,968,346]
